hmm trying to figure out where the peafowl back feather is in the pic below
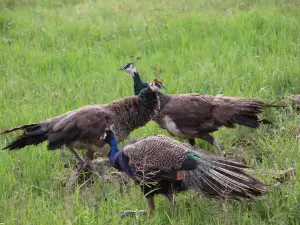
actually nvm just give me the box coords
[122,135,266,199]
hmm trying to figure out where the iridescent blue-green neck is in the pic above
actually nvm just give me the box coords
[106,132,119,166]
[107,133,118,153]
[133,71,148,96]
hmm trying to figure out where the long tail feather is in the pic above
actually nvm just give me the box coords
[0,123,38,135]
[185,152,266,199]
[1,124,47,150]
[215,96,284,128]
[4,134,47,150]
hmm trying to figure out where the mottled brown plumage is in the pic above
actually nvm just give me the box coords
[120,63,284,154]
[123,135,190,171]
[0,80,165,167]
[154,93,268,138]
[105,133,266,213]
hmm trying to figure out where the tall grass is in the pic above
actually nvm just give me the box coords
[0,0,299,224]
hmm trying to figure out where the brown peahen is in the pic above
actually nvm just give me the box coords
[0,79,166,173]
[120,63,284,155]
[102,129,266,214]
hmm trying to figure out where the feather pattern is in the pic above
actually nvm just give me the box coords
[1,83,162,157]
[123,135,190,171]
[120,63,284,153]
[104,133,266,212]
[184,153,265,198]
[121,135,266,199]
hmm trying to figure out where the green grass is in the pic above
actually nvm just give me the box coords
[1,0,300,224]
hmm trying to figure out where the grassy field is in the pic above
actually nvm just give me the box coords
[1,0,300,224]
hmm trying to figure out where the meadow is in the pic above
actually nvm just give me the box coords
[0,0,300,224]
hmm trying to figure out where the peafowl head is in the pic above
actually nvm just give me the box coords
[101,128,115,144]
[148,79,167,92]
[119,62,137,77]
[119,62,148,96]
[138,79,166,106]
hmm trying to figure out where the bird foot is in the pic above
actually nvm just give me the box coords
[119,210,147,218]
[76,159,89,174]
[76,158,94,182]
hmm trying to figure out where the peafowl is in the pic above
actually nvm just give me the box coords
[102,129,266,214]
[0,79,166,174]
[120,63,284,155]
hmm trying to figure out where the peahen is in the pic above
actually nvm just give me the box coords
[102,129,266,214]
[0,79,166,173]
[120,63,284,155]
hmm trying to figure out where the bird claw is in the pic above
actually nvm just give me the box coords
[76,158,92,176]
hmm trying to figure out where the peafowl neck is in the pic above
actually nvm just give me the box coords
[139,87,159,110]
[107,134,119,164]
[133,72,147,95]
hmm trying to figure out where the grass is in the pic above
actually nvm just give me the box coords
[0,0,300,224]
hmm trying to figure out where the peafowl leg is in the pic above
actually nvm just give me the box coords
[146,195,156,214]
[198,134,225,156]
[76,150,94,175]
[67,147,84,163]
[60,147,71,168]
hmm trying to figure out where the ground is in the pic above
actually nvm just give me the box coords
[0,0,300,224]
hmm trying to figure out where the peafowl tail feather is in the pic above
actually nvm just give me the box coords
[185,152,266,199]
